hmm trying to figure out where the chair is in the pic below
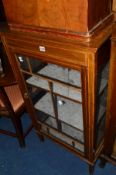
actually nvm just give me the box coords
[0,83,33,147]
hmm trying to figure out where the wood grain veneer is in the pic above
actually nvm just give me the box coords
[2,0,113,36]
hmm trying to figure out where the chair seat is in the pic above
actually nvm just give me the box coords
[0,84,24,112]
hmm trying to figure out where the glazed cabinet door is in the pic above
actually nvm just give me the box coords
[15,54,86,155]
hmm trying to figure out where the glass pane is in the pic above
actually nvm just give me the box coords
[96,117,105,146]
[96,88,107,123]
[26,75,50,91]
[29,57,44,73]
[97,62,109,94]
[55,95,84,144]
[61,122,84,143]
[95,61,109,147]
[34,92,58,129]
[57,96,83,131]
[17,55,30,71]
[41,125,84,153]
[38,63,81,87]
[53,83,82,102]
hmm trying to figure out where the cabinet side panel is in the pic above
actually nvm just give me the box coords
[88,0,112,30]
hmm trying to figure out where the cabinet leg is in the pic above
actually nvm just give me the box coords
[89,165,94,175]
[38,134,45,142]
[99,157,107,168]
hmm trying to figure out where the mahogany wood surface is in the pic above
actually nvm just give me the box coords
[113,0,116,11]
[0,34,16,86]
[112,139,116,158]
[2,0,113,36]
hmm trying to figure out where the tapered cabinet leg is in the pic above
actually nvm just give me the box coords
[89,164,94,175]
[37,132,44,142]
[99,157,107,168]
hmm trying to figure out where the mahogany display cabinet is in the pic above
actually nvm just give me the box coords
[1,0,114,174]
[0,20,112,174]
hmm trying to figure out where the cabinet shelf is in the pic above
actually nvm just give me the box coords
[34,93,55,117]
[38,64,81,88]
[41,125,84,153]
[26,76,50,91]
[26,75,82,102]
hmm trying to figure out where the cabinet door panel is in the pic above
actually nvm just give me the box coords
[15,53,85,154]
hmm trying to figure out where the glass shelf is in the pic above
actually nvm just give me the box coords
[26,75,82,102]
[41,125,84,153]
[38,63,81,87]
[34,93,55,117]
[61,122,84,143]
[26,76,50,91]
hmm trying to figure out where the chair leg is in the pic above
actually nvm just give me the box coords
[11,117,25,147]
[38,134,44,142]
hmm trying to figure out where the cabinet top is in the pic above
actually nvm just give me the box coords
[0,20,112,53]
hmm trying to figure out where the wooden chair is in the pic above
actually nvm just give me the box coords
[0,83,33,147]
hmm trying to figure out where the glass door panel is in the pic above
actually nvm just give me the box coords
[95,61,110,148]
[38,63,81,87]
[15,54,84,153]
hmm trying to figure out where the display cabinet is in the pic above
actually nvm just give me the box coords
[0,0,114,174]
[0,18,112,174]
